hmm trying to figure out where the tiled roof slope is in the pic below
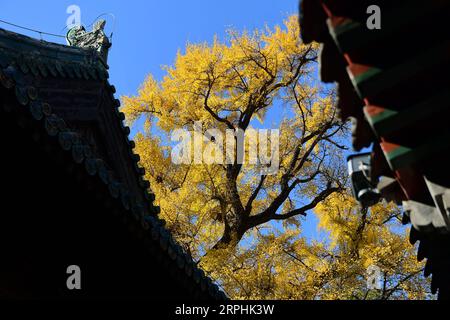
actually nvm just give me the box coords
[0,27,226,300]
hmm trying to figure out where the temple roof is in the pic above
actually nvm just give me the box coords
[298,0,450,298]
[0,26,226,300]
[0,27,108,80]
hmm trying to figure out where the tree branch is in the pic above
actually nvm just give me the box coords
[272,184,341,220]
[245,174,267,215]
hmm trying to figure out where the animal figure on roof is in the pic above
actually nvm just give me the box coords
[66,19,110,62]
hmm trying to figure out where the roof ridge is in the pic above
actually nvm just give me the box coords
[0,27,109,71]
[0,27,93,55]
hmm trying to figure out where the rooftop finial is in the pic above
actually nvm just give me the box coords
[66,19,111,65]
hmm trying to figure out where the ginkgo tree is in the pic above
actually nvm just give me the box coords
[200,193,429,299]
[122,16,429,299]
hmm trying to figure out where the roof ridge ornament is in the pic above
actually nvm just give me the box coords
[66,19,111,65]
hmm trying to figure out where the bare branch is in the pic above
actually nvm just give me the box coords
[272,184,342,220]
[245,175,267,215]
[202,77,235,130]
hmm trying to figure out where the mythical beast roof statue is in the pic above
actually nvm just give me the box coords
[66,19,111,64]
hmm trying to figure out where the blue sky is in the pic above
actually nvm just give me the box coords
[0,0,331,242]
[0,0,299,94]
